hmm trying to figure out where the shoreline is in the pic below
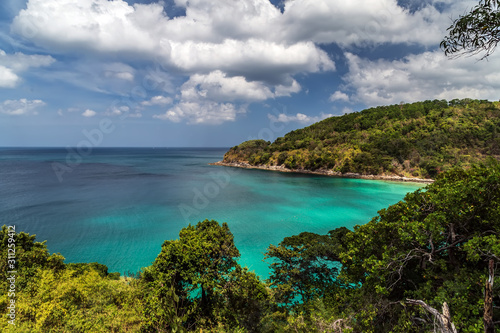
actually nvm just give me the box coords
[209,161,435,184]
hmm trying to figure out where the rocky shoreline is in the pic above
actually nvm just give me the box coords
[209,161,434,184]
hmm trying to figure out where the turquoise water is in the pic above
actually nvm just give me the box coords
[0,148,423,278]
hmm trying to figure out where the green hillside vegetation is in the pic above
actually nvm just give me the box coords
[223,99,500,179]
[1,162,499,332]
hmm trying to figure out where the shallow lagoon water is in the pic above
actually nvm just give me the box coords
[0,147,423,278]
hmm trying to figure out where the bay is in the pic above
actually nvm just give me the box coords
[0,147,423,278]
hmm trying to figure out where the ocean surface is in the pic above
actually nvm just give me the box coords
[0,147,423,278]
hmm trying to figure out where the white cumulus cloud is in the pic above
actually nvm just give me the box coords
[82,109,97,117]
[279,0,446,46]
[267,112,333,125]
[329,91,350,102]
[154,70,304,124]
[0,50,55,88]
[180,71,274,102]
[343,50,500,106]
[10,0,344,124]
[0,66,20,88]
[11,0,335,82]
[0,98,45,115]
[12,0,166,56]
[168,39,334,81]
[8,0,487,125]
[141,95,173,106]
[154,101,244,125]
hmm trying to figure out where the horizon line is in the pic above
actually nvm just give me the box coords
[0,146,232,149]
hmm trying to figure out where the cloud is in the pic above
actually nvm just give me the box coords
[0,49,55,71]
[12,0,166,56]
[38,60,137,95]
[124,112,142,118]
[342,50,500,106]
[11,0,465,64]
[154,101,244,125]
[275,79,302,97]
[180,71,273,102]
[0,66,19,88]
[141,95,173,106]
[0,50,55,88]
[168,39,335,82]
[56,107,82,116]
[10,0,342,125]
[0,98,45,115]
[11,1,334,84]
[8,0,469,77]
[11,0,334,74]
[267,112,333,125]
[103,71,134,81]
[9,0,484,126]
[329,91,350,102]
[100,62,135,81]
[279,0,446,46]
[154,70,303,124]
[103,105,142,118]
[170,0,282,42]
[105,105,130,116]
[82,109,97,117]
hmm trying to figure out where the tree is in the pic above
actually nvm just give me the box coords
[441,0,500,58]
[0,225,65,290]
[339,161,500,332]
[265,229,349,311]
[140,219,269,332]
[0,226,141,333]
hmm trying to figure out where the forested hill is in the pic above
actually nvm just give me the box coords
[222,99,500,179]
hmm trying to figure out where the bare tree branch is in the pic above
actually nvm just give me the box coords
[406,299,458,333]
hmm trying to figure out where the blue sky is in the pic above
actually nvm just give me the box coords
[0,0,498,147]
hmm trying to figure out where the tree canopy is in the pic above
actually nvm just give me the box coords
[0,226,141,333]
[335,161,500,332]
[140,219,269,332]
[265,229,347,310]
[263,161,500,332]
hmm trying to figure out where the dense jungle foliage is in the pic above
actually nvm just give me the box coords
[222,99,500,179]
[1,162,499,332]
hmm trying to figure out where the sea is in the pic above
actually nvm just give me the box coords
[0,147,423,279]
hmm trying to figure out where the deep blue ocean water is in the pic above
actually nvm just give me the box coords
[0,147,423,278]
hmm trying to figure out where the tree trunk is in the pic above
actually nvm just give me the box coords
[484,259,495,333]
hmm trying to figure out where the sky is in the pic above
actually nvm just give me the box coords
[0,0,498,147]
